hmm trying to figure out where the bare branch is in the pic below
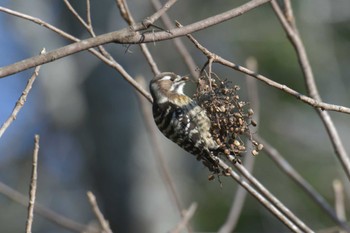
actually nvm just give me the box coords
[87,191,113,233]
[0,0,271,78]
[283,0,296,28]
[333,180,347,233]
[0,7,78,41]
[115,0,133,25]
[0,181,93,232]
[63,0,90,29]
[217,159,304,233]
[333,180,347,223]
[270,0,350,181]
[233,163,313,233]
[86,0,92,27]
[255,135,350,231]
[25,135,40,233]
[169,203,197,233]
[221,61,350,114]
[0,6,108,60]
[0,49,44,139]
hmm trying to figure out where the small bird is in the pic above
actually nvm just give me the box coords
[149,72,220,172]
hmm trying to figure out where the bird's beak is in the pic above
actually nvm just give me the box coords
[174,75,189,83]
[180,76,189,82]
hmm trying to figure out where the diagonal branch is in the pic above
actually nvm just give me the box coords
[233,163,313,233]
[87,191,113,233]
[270,0,350,181]
[169,203,197,233]
[0,181,93,232]
[255,135,350,231]
[25,135,40,233]
[217,159,305,233]
[0,49,44,139]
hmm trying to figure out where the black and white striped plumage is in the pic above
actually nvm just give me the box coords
[150,72,220,171]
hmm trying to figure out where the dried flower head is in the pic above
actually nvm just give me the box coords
[194,74,259,163]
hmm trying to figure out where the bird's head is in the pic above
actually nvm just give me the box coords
[150,72,189,104]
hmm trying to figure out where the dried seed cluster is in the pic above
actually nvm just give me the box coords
[194,75,263,162]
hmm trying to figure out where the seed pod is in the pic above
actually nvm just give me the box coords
[234,113,242,118]
[252,150,259,156]
[251,120,257,127]
[248,108,254,116]
[208,174,215,181]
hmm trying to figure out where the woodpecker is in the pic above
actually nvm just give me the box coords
[149,72,220,172]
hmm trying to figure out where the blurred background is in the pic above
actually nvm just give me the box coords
[0,0,350,232]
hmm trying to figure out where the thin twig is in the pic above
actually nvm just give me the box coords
[25,135,40,233]
[169,203,197,233]
[0,181,93,232]
[255,135,350,231]
[283,0,296,28]
[87,191,113,233]
[0,48,44,139]
[63,0,90,29]
[0,5,106,59]
[0,7,78,41]
[217,159,303,233]
[332,179,346,233]
[86,0,92,27]
[218,57,259,233]
[271,0,350,182]
[333,180,346,223]
[115,0,133,25]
